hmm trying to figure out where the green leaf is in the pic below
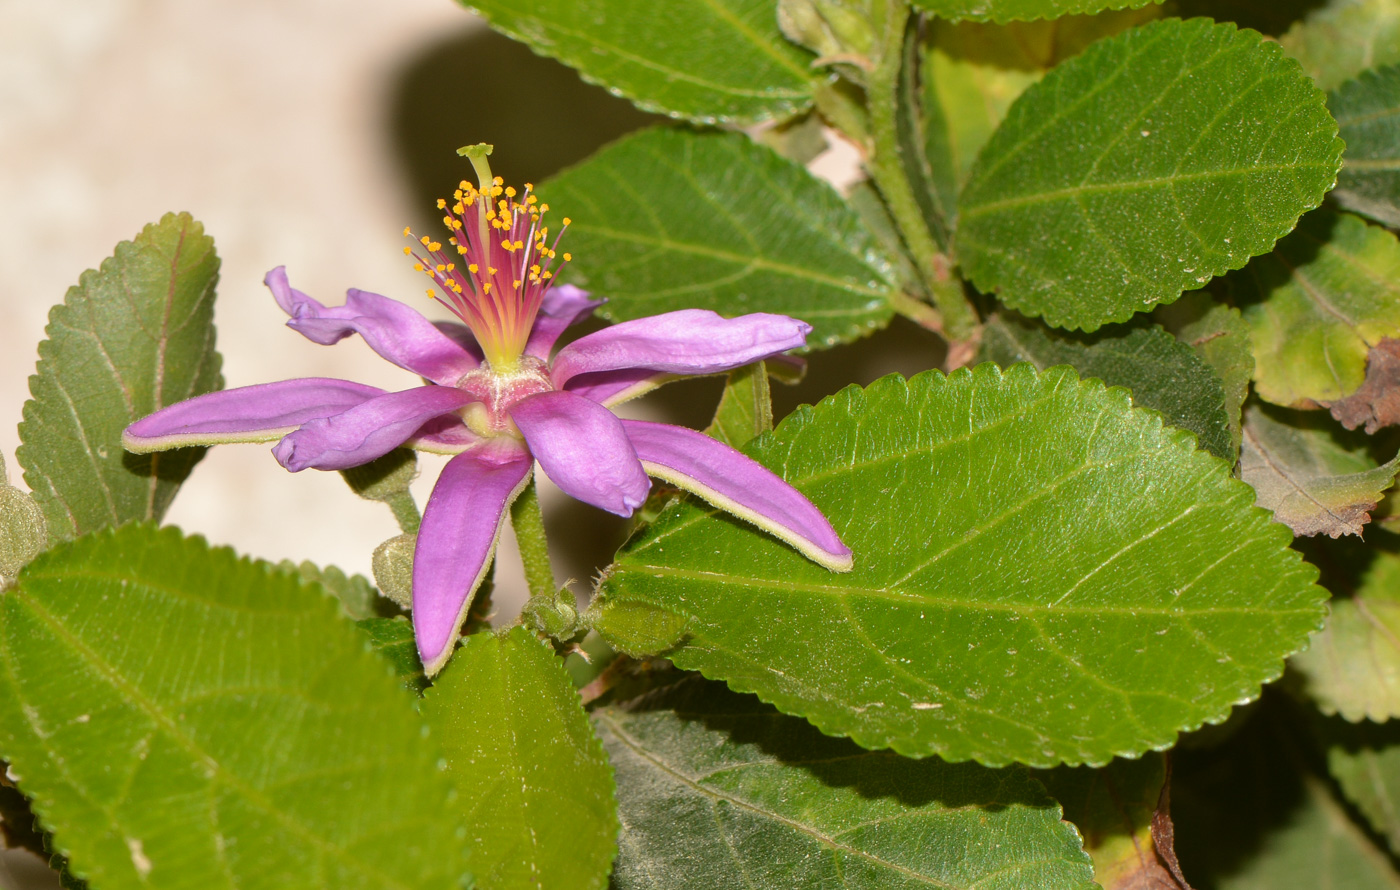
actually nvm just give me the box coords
[277,559,383,621]
[597,676,1096,889]
[1282,0,1400,91]
[909,0,1160,23]
[357,617,428,695]
[1174,700,1400,889]
[1291,537,1400,720]
[1329,64,1400,227]
[1157,292,1255,459]
[705,362,773,449]
[978,313,1234,462]
[956,18,1343,332]
[0,524,469,889]
[16,213,223,541]
[1315,716,1400,856]
[545,128,896,349]
[460,0,821,123]
[1236,209,1400,407]
[1037,755,1176,888]
[919,6,1163,225]
[594,363,1326,767]
[1240,402,1400,537]
[420,628,616,890]
[0,454,47,580]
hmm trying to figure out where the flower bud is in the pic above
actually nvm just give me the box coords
[777,0,877,64]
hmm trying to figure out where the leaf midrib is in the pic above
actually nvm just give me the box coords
[4,589,418,890]
[598,711,963,889]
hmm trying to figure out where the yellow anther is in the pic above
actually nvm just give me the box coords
[428,241,442,251]
[403,226,412,237]
[542,271,553,279]
[483,283,492,294]
[435,264,446,272]
[420,235,431,245]
[436,198,446,209]
[505,186,517,197]
[540,204,549,212]
[426,288,436,297]
[488,267,497,275]
[493,176,503,185]
[403,246,412,255]
[562,217,571,226]
[514,240,524,250]
[414,263,425,272]
[446,263,455,271]
[468,264,479,273]
[563,253,572,262]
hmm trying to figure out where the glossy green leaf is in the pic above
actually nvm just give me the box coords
[16,213,223,541]
[919,6,1163,224]
[545,128,895,348]
[1237,209,1400,407]
[1315,716,1400,856]
[460,0,821,122]
[420,628,616,890]
[1037,755,1177,888]
[1292,539,1400,721]
[1329,64,1400,227]
[910,0,1160,23]
[956,18,1343,332]
[1157,293,1255,459]
[1282,0,1400,90]
[1239,402,1399,538]
[706,362,773,449]
[978,313,1233,462]
[0,524,469,889]
[594,363,1326,767]
[597,676,1096,890]
[1174,701,1400,889]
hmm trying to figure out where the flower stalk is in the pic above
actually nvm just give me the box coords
[509,477,556,601]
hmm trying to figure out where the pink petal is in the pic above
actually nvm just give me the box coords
[265,266,478,384]
[272,385,474,471]
[122,378,384,453]
[414,441,533,676]
[563,367,675,407]
[509,390,651,516]
[549,309,811,388]
[622,420,853,572]
[524,284,605,360]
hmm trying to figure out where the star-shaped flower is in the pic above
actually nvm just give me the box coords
[124,147,851,675]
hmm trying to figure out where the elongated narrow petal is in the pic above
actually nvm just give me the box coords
[509,390,651,516]
[524,284,605,360]
[622,420,853,571]
[414,441,533,676]
[273,385,474,471]
[550,310,811,388]
[265,267,478,384]
[122,378,384,453]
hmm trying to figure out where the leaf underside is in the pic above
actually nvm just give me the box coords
[461,0,820,122]
[1239,402,1400,538]
[595,363,1326,767]
[911,0,1162,24]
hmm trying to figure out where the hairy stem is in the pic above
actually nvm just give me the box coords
[863,0,977,340]
[510,477,556,600]
[386,491,421,535]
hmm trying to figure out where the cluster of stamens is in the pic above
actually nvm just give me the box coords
[404,149,572,371]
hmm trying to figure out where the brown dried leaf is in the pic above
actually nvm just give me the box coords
[1328,338,1400,434]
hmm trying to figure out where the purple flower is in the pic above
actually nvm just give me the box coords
[124,151,852,675]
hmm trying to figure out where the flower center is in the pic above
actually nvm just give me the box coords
[454,356,553,438]
[403,144,573,372]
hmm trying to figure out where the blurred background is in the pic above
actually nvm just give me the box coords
[0,0,933,883]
